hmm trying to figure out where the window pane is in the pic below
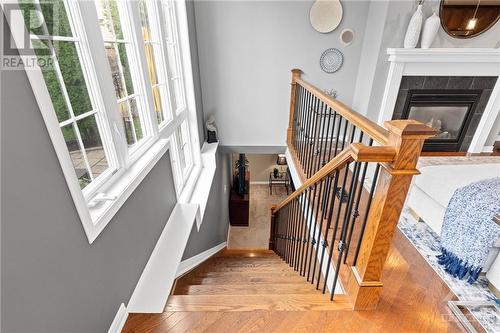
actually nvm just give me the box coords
[175,126,186,170]
[144,42,159,86]
[52,40,93,116]
[19,0,72,37]
[152,86,164,124]
[118,101,134,145]
[138,0,151,33]
[62,124,91,189]
[119,99,143,147]
[105,43,127,99]
[32,39,71,122]
[162,2,185,111]
[76,116,109,179]
[117,43,134,95]
[97,0,123,40]
[130,99,143,142]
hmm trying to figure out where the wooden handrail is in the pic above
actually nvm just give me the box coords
[271,69,438,311]
[272,144,397,212]
[294,77,390,146]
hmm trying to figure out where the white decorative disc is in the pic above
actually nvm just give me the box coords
[320,48,343,73]
[309,0,343,33]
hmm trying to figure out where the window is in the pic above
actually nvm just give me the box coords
[95,0,149,150]
[19,0,118,193]
[162,0,186,113]
[12,0,202,243]
[138,0,171,126]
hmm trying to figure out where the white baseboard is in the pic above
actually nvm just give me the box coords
[176,242,227,277]
[108,303,128,333]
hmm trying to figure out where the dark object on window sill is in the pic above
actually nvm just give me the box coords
[207,130,218,143]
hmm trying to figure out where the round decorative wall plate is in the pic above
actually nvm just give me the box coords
[319,48,344,73]
[310,0,343,33]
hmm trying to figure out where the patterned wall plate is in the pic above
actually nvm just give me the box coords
[320,48,343,73]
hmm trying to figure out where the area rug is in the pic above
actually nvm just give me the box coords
[398,209,500,333]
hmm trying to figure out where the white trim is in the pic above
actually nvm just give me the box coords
[190,142,218,228]
[107,303,128,333]
[483,145,494,153]
[249,181,269,185]
[127,203,198,313]
[176,242,227,277]
[378,48,500,154]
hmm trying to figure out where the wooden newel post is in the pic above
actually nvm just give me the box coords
[269,206,277,250]
[346,120,436,310]
[287,69,302,145]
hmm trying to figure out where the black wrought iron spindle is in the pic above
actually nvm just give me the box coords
[322,162,350,293]
[352,163,381,266]
[317,170,340,291]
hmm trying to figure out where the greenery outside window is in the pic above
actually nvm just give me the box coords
[12,0,202,243]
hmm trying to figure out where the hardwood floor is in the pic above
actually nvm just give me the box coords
[122,240,465,333]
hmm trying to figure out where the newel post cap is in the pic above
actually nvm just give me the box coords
[384,120,437,139]
[291,68,302,79]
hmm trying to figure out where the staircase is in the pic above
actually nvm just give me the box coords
[166,249,351,312]
[121,69,442,331]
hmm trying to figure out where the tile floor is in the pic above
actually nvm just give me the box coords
[228,184,289,249]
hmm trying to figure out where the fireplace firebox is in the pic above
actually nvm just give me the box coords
[400,90,482,152]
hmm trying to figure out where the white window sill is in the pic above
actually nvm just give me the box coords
[84,138,171,243]
[189,142,219,229]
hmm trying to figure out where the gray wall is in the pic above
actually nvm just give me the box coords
[182,150,231,260]
[1,64,177,332]
[193,0,371,146]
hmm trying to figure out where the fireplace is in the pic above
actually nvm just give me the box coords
[401,90,481,152]
[391,75,498,153]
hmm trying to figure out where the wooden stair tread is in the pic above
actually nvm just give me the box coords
[165,294,351,312]
[187,275,307,285]
[174,283,321,295]
[192,265,297,273]
[194,271,302,278]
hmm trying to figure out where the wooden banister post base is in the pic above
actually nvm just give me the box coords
[346,267,383,310]
[345,120,436,310]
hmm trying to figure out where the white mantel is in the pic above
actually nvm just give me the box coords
[377,48,500,153]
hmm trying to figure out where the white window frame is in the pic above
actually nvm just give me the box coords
[4,0,202,243]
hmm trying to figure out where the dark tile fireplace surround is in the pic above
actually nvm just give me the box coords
[392,76,498,152]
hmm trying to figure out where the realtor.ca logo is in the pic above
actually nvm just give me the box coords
[1,2,59,70]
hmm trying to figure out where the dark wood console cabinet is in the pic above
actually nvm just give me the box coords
[229,188,249,226]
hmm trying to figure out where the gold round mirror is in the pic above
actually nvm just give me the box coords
[440,0,500,38]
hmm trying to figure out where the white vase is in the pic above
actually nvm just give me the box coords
[421,12,440,49]
[404,4,423,49]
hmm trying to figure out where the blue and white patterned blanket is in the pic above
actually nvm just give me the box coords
[437,177,500,283]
